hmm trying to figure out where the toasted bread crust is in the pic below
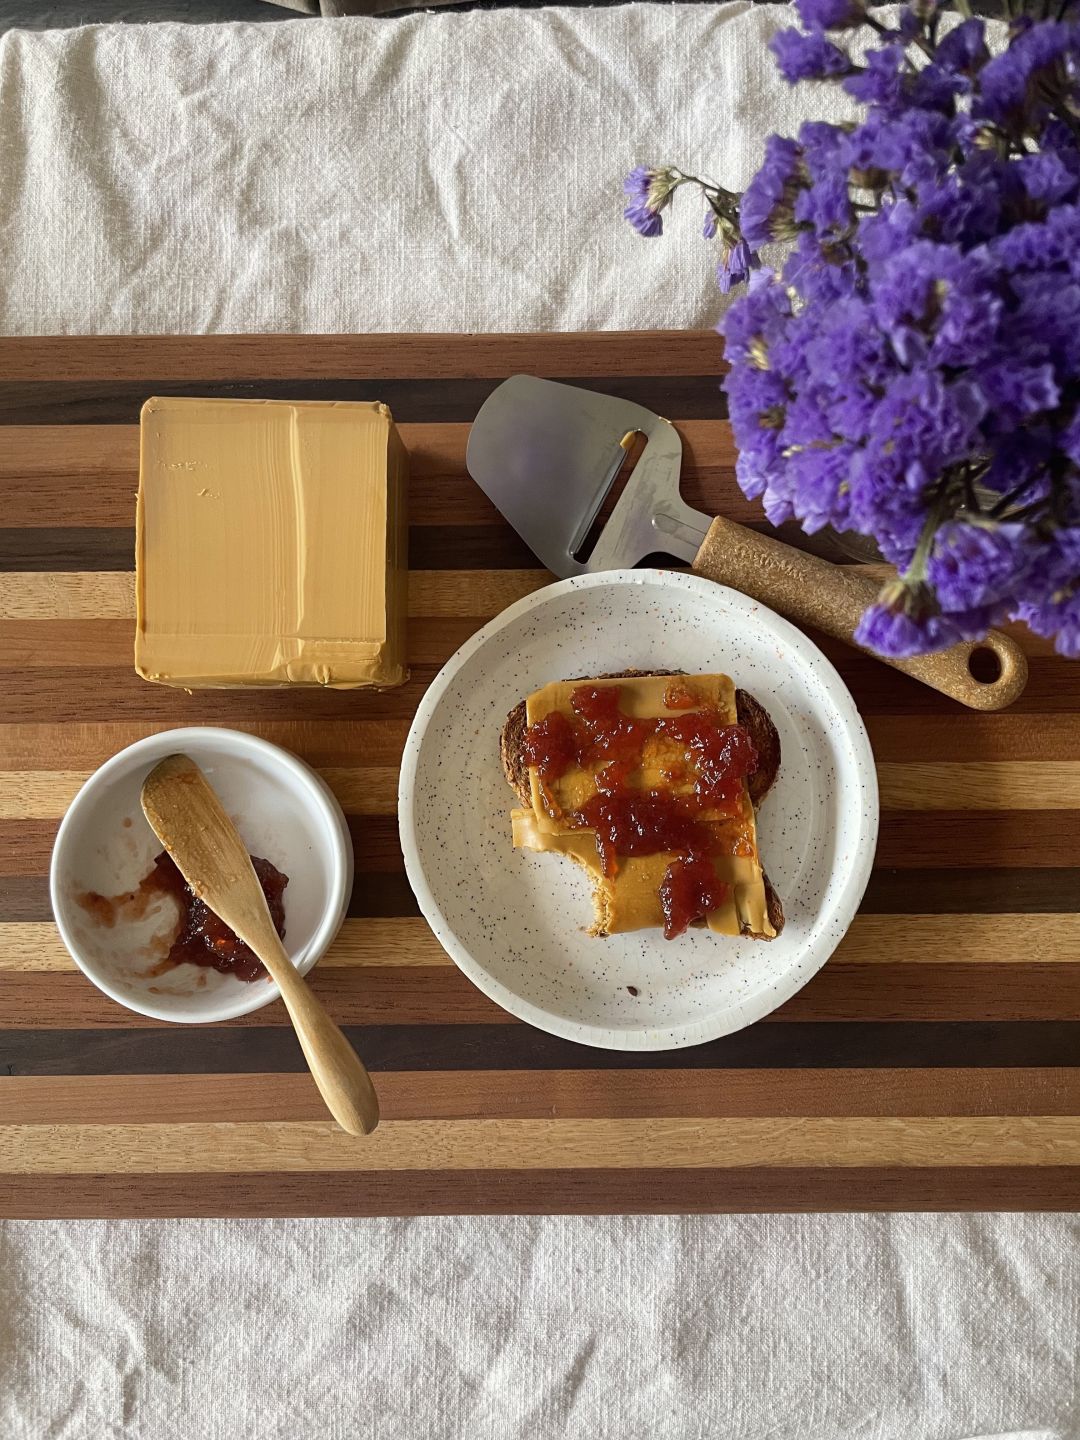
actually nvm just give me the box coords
[736,690,782,811]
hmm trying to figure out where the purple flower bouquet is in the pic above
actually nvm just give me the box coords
[624,0,1080,659]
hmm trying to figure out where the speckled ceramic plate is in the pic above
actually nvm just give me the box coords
[399,570,879,1051]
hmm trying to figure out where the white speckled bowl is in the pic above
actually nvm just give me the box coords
[400,570,878,1051]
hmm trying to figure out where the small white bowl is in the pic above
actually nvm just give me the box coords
[50,727,352,1023]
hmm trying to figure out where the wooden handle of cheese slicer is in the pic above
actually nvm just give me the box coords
[692,516,1028,711]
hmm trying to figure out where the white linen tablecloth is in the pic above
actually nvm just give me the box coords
[2,1215,1079,1440]
[0,2,853,335]
[0,8,1077,1439]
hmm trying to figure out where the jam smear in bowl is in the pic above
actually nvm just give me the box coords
[77,850,289,984]
[146,851,287,983]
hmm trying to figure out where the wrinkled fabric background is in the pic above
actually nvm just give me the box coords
[1,1216,1078,1438]
[1,8,1077,1439]
[0,3,860,335]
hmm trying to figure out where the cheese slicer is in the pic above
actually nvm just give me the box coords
[465,375,1028,712]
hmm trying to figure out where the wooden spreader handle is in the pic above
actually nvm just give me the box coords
[693,516,1028,712]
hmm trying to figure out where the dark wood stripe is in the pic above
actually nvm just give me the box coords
[2,660,1074,723]
[7,963,1080,1029]
[16,810,1075,878]
[5,1021,1080,1075]
[811,655,1079,714]
[9,1067,1078,1122]
[347,873,420,918]
[0,668,442,723]
[866,714,1080,763]
[0,714,1068,771]
[2,867,1073,924]
[0,332,727,383]
[1,1166,1077,1218]
[0,522,853,573]
[875,811,1080,869]
[0,527,133,572]
[0,376,728,427]
[860,867,1078,913]
[0,526,543,574]
[0,970,511,1028]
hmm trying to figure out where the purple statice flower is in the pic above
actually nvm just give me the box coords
[855,592,947,657]
[623,166,671,237]
[798,119,851,176]
[624,202,663,238]
[855,585,996,657]
[1013,527,1080,656]
[770,28,852,86]
[975,22,1079,130]
[976,361,1060,428]
[739,136,804,248]
[870,241,1001,368]
[702,210,718,239]
[717,238,757,294]
[844,45,907,109]
[991,204,1080,270]
[934,18,989,77]
[844,107,953,188]
[1063,413,1080,468]
[1016,150,1080,206]
[1010,272,1080,365]
[1019,590,1080,657]
[795,0,864,29]
[785,443,857,533]
[782,228,860,305]
[910,61,963,115]
[915,167,1003,247]
[651,5,1080,656]
[794,172,852,236]
[928,521,1034,610]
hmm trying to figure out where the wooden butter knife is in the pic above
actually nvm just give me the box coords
[141,753,379,1136]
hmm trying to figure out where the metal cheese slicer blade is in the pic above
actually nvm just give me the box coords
[463,374,1030,713]
[465,375,709,575]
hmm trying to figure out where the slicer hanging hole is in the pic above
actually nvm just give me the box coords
[571,430,648,563]
[968,646,1002,684]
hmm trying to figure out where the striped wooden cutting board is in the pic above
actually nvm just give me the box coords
[1,332,1078,1217]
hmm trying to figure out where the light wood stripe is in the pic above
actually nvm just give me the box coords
[0,571,551,621]
[6,1070,1079,1123]
[0,772,86,817]
[0,572,133,620]
[3,914,1075,973]
[878,762,1080,810]
[833,914,1077,963]
[4,1116,1080,1173]
[0,918,449,972]
[7,763,1079,819]
[0,767,399,819]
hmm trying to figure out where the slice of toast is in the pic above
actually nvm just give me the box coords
[501,670,785,940]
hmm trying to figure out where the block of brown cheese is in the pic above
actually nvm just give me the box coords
[135,396,408,689]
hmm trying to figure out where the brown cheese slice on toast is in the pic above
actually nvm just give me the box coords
[502,672,782,939]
